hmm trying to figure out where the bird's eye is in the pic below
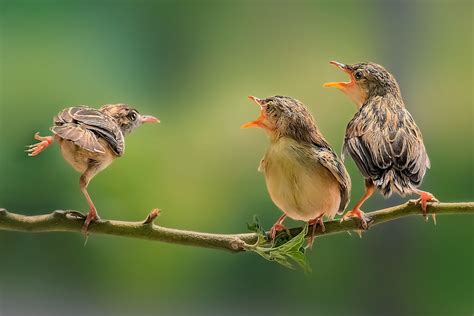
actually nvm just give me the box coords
[354,71,363,80]
[129,112,137,121]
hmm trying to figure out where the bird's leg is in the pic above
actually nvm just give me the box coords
[80,167,100,234]
[341,179,374,229]
[269,214,288,240]
[26,132,54,156]
[307,214,325,248]
[415,190,439,223]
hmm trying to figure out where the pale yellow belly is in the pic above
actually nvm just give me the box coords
[57,137,115,174]
[262,139,341,222]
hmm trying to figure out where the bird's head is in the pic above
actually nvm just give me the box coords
[100,103,159,135]
[324,61,401,107]
[241,95,318,142]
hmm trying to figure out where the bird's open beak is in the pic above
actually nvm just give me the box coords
[324,61,366,107]
[141,115,160,123]
[323,61,354,90]
[241,96,268,129]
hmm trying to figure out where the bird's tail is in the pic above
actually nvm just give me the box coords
[374,170,418,197]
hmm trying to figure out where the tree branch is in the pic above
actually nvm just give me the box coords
[0,201,472,253]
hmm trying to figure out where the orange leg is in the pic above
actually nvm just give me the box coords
[81,187,99,234]
[415,190,439,223]
[307,214,325,248]
[80,167,101,234]
[341,179,374,229]
[26,132,54,156]
[269,214,288,240]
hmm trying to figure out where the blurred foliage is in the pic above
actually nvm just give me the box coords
[0,1,472,315]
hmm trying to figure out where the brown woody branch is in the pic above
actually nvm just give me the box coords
[0,201,472,253]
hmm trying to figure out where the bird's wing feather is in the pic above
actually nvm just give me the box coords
[51,124,106,154]
[313,147,351,214]
[53,107,125,156]
[343,96,430,190]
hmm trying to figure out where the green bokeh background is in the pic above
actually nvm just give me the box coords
[0,1,472,315]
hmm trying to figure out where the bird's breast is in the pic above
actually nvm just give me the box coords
[262,138,341,221]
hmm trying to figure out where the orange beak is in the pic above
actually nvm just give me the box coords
[324,61,367,107]
[323,61,354,90]
[141,115,160,123]
[241,96,268,129]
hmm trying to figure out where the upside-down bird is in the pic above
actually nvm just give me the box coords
[27,104,159,232]
[324,61,437,227]
[241,95,351,245]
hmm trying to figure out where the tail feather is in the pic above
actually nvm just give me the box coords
[373,169,419,197]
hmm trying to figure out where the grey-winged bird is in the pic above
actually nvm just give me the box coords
[324,61,438,227]
[27,104,159,232]
[242,95,351,245]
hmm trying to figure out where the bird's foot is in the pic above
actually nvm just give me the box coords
[269,223,289,241]
[340,208,371,230]
[26,133,53,156]
[82,209,100,234]
[415,191,439,223]
[307,215,325,248]
[268,214,288,241]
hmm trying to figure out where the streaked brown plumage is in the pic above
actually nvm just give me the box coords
[27,104,159,232]
[324,61,437,227]
[241,95,351,244]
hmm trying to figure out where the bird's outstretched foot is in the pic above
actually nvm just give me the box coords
[26,133,53,156]
[307,215,325,248]
[340,208,371,230]
[415,190,439,223]
[82,208,100,234]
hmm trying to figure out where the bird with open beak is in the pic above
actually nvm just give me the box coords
[324,61,438,227]
[242,95,351,245]
[27,103,159,232]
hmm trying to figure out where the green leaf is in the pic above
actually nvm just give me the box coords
[288,251,312,274]
[246,222,311,273]
[247,215,266,236]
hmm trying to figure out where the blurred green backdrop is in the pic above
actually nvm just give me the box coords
[0,1,472,315]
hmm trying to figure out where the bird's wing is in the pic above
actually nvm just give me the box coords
[343,96,430,191]
[51,124,106,154]
[314,147,351,214]
[53,107,125,156]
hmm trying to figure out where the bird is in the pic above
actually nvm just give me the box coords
[324,61,438,227]
[26,103,159,232]
[241,95,351,245]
